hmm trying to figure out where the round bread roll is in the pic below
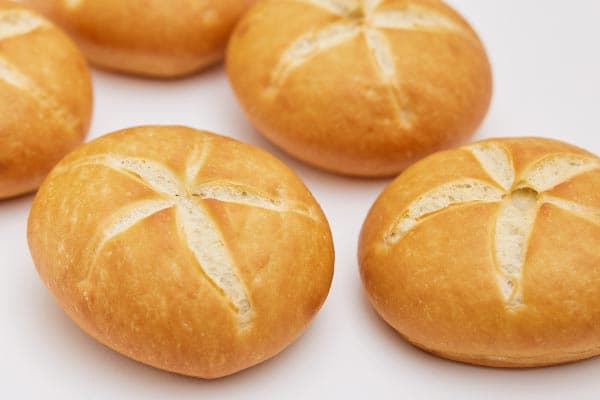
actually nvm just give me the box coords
[23,0,256,78]
[0,1,92,199]
[359,137,600,367]
[227,0,492,177]
[28,126,334,378]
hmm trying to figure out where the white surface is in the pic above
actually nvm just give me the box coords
[2,0,600,398]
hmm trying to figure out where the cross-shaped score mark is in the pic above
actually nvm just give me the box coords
[269,0,476,129]
[0,9,80,133]
[56,140,318,329]
[384,143,600,310]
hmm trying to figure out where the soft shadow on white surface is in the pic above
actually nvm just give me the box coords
[7,238,338,398]
[20,284,334,395]
[354,276,600,399]
[89,64,230,135]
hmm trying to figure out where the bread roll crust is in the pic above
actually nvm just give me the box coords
[28,126,334,378]
[227,0,492,176]
[24,0,256,78]
[0,1,92,199]
[359,137,600,367]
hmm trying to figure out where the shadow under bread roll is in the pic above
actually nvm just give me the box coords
[23,0,257,78]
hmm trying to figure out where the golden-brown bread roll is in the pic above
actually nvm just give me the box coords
[23,0,257,78]
[28,126,334,378]
[227,0,492,177]
[359,137,600,367]
[0,1,92,199]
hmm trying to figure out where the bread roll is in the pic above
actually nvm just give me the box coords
[28,126,334,378]
[23,0,256,78]
[0,1,92,199]
[227,0,492,177]
[359,137,600,367]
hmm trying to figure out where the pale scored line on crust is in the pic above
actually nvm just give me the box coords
[193,180,318,220]
[363,28,413,128]
[0,9,79,135]
[469,143,535,310]
[468,143,514,190]
[0,9,48,42]
[60,144,317,328]
[185,138,212,188]
[516,154,600,192]
[288,0,360,16]
[384,178,504,243]
[362,0,383,14]
[269,21,362,88]
[57,154,187,196]
[269,2,474,88]
[384,142,600,310]
[80,198,175,282]
[0,56,80,134]
[367,5,474,39]
[493,188,539,309]
[268,1,475,130]
[542,195,600,226]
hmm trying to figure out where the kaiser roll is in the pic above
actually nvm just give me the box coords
[359,137,600,367]
[28,126,334,378]
[227,0,492,177]
[23,0,257,78]
[0,0,92,199]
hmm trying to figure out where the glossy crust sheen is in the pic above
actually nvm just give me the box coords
[227,0,492,177]
[28,126,334,378]
[359,137,600,367]
[24,0,256,78]
[0,1,92,199]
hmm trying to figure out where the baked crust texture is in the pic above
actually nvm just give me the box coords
[359,137,600,367]
[23,0,256,77]
[0,0,92,199]
[227,0,492,176]
[28,126,334,378]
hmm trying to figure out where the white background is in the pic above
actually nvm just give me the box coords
[2,0,600,398]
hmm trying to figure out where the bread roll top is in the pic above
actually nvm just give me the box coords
[227,0,492,176]
[28,126,334,378]
[24,0,257,77]
[0,0,92,199]
[359,137,600,367]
